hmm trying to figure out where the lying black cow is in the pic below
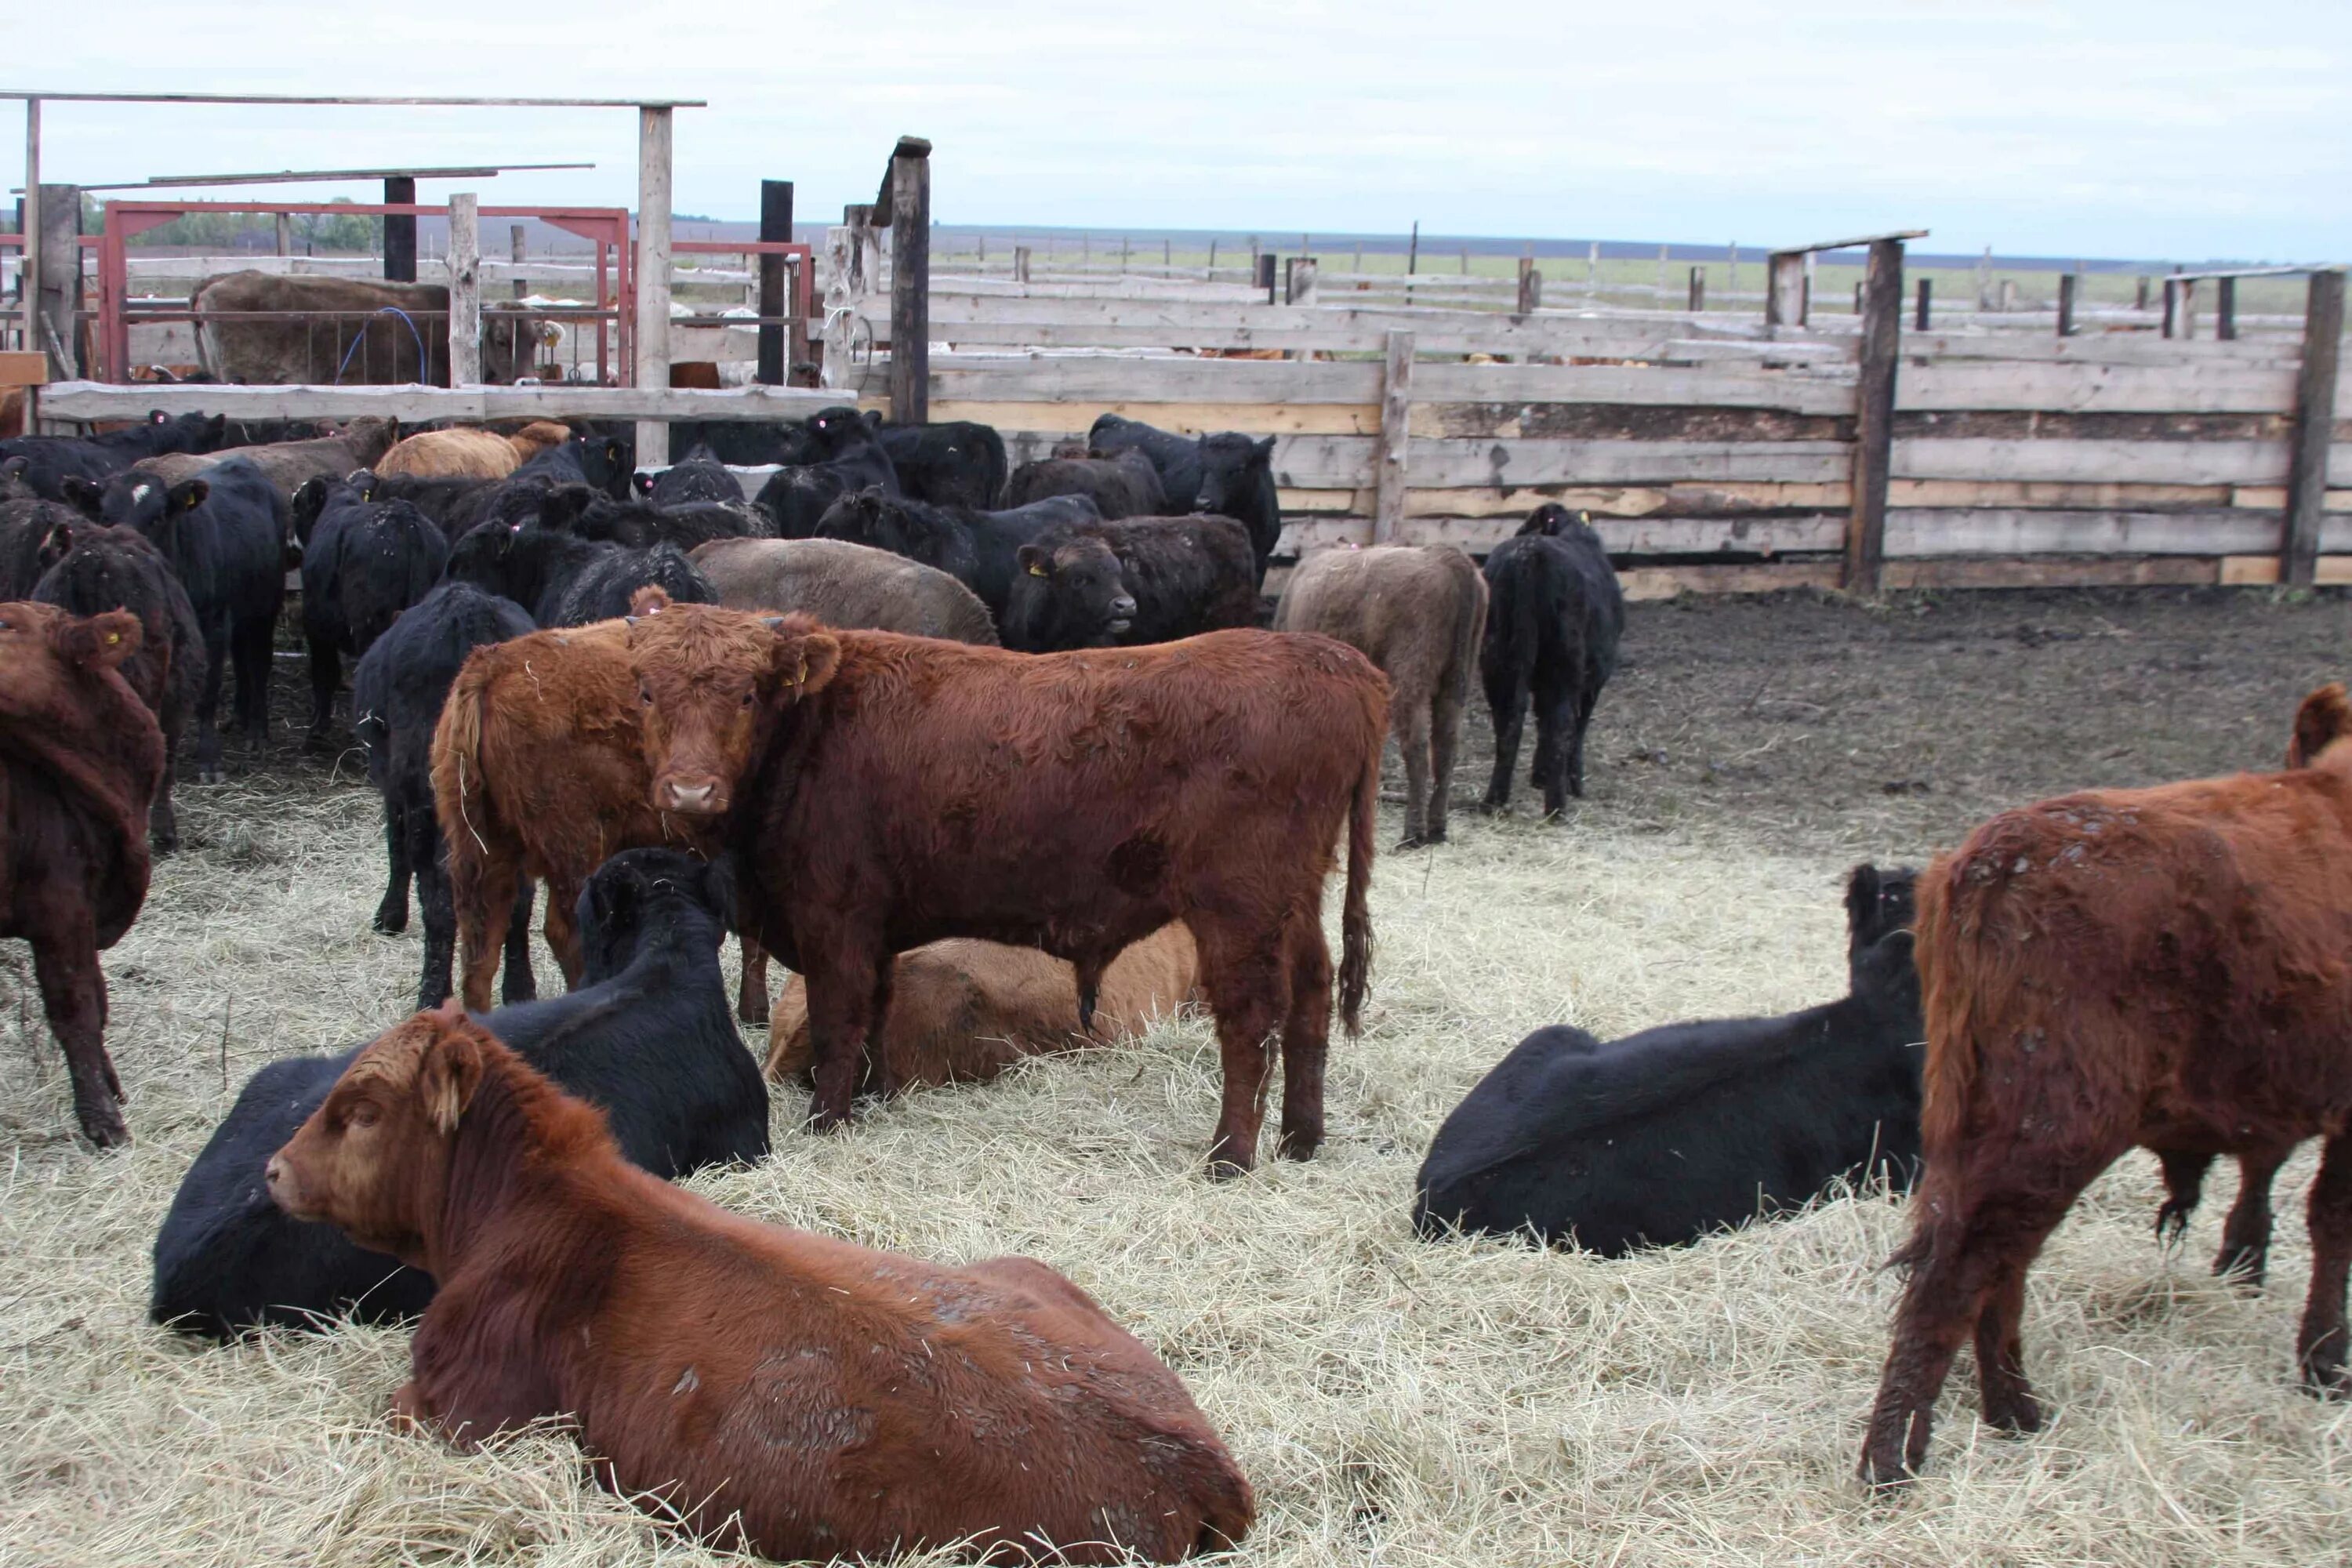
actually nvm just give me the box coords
[1414,865,1922,1255]
[1089,414,1282,583]
[641,441,741,507]
[443,517,713,626]
[31,522,207,851]
[291,475,450,750]
[0,410,226,502]
[354,580,539,1007]
[572,492,767,553]
[61,457,286,781]
[752,405,901,537]
[1001,514,1256,653]
[1479,504,1625,818]
[150,848,769,1339]
[815,488,1102,616]
[863,413,1008,509]
[1004,448,1166,519]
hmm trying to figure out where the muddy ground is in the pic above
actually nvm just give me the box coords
[1451,585,2352,862]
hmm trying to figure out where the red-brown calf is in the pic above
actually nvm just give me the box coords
[266,1009,1254,1562]
[1861,684,2352,1486]
[621,589,1387,1174]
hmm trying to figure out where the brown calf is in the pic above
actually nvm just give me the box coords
[0,602,165,1145]
[376,421,572,480]
[1274,544,1488,848]
[622,590,1387,1174]
[1860,684,2352,1486]
[266,1009,1254,1561]
[766,923,1201,1089]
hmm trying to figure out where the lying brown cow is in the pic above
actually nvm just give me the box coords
[0,602,166,1145]
[1861,684,2352,1486]
[266,1007,1254,1561]
[767,923,1201,1088]
[376,421,572,480]
[429,617,772,1019]
[622,589,1387,1174]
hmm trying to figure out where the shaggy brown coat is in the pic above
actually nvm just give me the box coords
[376,421,572,481]
[766,923,1201,1088]
[1861,684,2352,1486]
[1274,544,1488,848]
[135,418,400,508]
[264,1009,1254,1562]
[0,601,165,1145]
[622,592,1386,1174]
[688,536,999,645]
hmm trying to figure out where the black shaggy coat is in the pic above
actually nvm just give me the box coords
[443,521,713,627]
[865,416,1009,509]
[1478,505,1625,818]
[0,411,226,501]
[1001,514,1257,653]
[293,477,449,748]
[1004,448,1166,519]
[150,848,770,1338]
[752,406,902,537]
[1089,415,1282,583]
[816,488,1103,615]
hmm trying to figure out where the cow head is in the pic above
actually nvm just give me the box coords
[74,474,209,535]
[1845,864,1918,969]
[1011,536,1137,647]
[803,405,868,456]
[2288,684,2352,770]
[264,1007,489,1266]
[1192,433,1276,514]
[575,847,733,983]
[623,586,840,816]
[0,455,35,501]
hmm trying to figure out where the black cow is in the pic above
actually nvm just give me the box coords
[815,488,1104,615]
[149,848,771,1340]
[640,441,741,507]
[0,410,226,502]
[1004,448,1166,519]
[546,540,713,626]
[292,476,449,750]
[61,457,286,781]
[1000,514,1256,653]
[443,519,713,627]
[0,498,78,594]
[863,414,1009,509]
[354,580,539,1007]
[353,470,496,541]
[573,492,766,553]
[1479,504,1625,818]
[1090,415,1282,583]
[1414,865,1923,1254]
[751,406,902,537]
[514,430,633,499]
[0,454,38,501]
[30,523,207,851]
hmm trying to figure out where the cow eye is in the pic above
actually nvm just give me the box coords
[639,686,654,706]
[347,1100,380,1129]
[740,690,756,709]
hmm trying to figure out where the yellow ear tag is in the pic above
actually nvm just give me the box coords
[1028,562,1048,577]
[107,632,120,644]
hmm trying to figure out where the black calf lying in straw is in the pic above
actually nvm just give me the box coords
[1414,865,1922,1254]
[151,849,768,1338]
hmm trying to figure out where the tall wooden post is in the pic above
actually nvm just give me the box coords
[2281,270,2345,588]
[1516,256,1541,314]
[1687,266,1704,313]
[2056,272,2076,337]
[757,179,792,385]
[1915,276,1932,330]
[510,223,528,300]
[19,96,38,392]
[446,193,481,385]
[1014,245,1031,284]
[1373,331,1413,545]
[1256,252,1276,301]
[633,104,675,463]
[2217,277,2238,342]
[820,222,857,390]
[34,183,80,379]
[886,136,931,426]
[383,176,417,282]
[2161,276,2179,339]
[1766,250,1806,330]
[1845,238,1904,594]
[274,212,291,256]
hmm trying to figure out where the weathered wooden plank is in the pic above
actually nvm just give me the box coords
[2220,554,2352,586]
[445,193,481,386]
[1884,557,2222,590]
[887,138,931,426]
[2284,271,2346,585]
[1899,361,2299,414]
[1618,561,1844,599]
[1373,331,1412,544]
[1406,438,1853,488]
[2230,485,2352,513]
[1846,239,1904,593]
[1410,361,1857,413]
[37,379,848,423]
[1889,479,2234,510]
[1887,436,2345,485]
[1882,506,2352,557]
[633,106,675,465]
[1281,512,1845,557]
[928,400,1383,437]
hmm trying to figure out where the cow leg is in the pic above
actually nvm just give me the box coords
[1530,668,1578,820]
[234,612,274,750]
[375,793,412,935]
[1973,1245,2053,1436]
[453,850,520,1013]
[194,616,229,783]
[541,877,586,990]
[1479,663,1526,815]
[803,949,886,1131]
[2153,1147,2213,1245]
[2218,1142,2294,1287]
[412,820,457,1010]
[1276,913,1334,1162]
[866,957,900,1098]
[2296,1133,2352,1395]
[31,917,128,1149]
[1568,686,1602,799]
[304,635,339,753]
[500,880,538,1005]
[1073,956,1107,1037]
[736,934,771,1026]
[1196,920,1290,1178]
[1428,684,1466,845]
[150,739,180,853]
[1395,700,1432,850]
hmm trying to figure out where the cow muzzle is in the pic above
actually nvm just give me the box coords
[264,1154,312,1218]
[661,776,727,815]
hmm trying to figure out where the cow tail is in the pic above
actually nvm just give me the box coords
[1338,736,1378,1037]
[430,666,494,901]
[1450,551,1490,709]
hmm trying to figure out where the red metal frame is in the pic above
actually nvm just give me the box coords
[670,237,817,328]
[93,199,633,384]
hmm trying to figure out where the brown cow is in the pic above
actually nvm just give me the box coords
[135,417,400,510]
[622,590,1386,1174]
[376,420,572,480]
[1274,544,1489,848]
[1860,684,2352,1486]
[428,617,772,1021]
[265,1008,1254,1561]
[192,271,542,386]
[0,601,165,1145]
[766,923,1201,1088]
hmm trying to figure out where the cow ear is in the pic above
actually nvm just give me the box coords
[56,608,142,672]
[170,480,210,517]
[1017,543,1051,579]
[1845,865,1882,933]
[2288,684,2352,768]
[699,854,739,933]
[37,520,73,568]
[629,584,673,618]
[1254,435,1276,459]
[771,628,840,700]
[417,1022,485,1136]
[149,409,170,426]
[60,477,105,518]
[632,471,654,498]
[2,455,27,479]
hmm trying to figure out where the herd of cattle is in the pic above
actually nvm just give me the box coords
[4,398,2351,1556]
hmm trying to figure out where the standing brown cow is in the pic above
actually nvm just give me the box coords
[0,602,165,1145]
[1860,684,2352,1486]
[621,590,1387,1174]
[1275,544,1488,848]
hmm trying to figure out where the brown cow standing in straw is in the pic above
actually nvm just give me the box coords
[1860,684,2352,1486]
[620,589,1387,1174]
[265,1007,1252,1561]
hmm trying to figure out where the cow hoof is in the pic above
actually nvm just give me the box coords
[501,976,539,1006]
[373,909,408,937]
[1982,1391,2044,1436]
[807,1105,855,1134]
[198,764,225,786]
[1475,798,1505,817]
[739,996,771,1027]
[1395,833,1428,851]
[1276,1129,1323,1161]
[2301,1356,2352,1399]
[303,731,334,757]
[76,1102,132,1150]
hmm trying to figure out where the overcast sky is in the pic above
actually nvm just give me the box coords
[10,0,2347,261]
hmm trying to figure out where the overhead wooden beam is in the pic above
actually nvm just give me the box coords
[887,136,931,425]
[1845,237,1904,593]
[633,103,675,463]
[2282,270,2347,587]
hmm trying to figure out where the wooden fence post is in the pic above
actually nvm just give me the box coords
[1687,267,1705,313]
[2056,272,2076,337]
[34,182,80,379]
[2161,277,2179,338]
[274,212,291,257]
[2281,269,2345,588]
[446,193,481,386]
[757,179,792,386]
[632,105,674,463]
[1014,245,1031,284]
[2217,277,2238,342]
[1373,330,1413,544]
[1915,276,1932,330]
[1766,249,1806,329]
[820,223,858,390]
[887,136,931,426]
[1845,238,1904,594]
[1285,256,1318,306]
[510,223,528,300]
[383,175,417,283]
[1255,252,1276,302]
[1516,256,1541,314]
